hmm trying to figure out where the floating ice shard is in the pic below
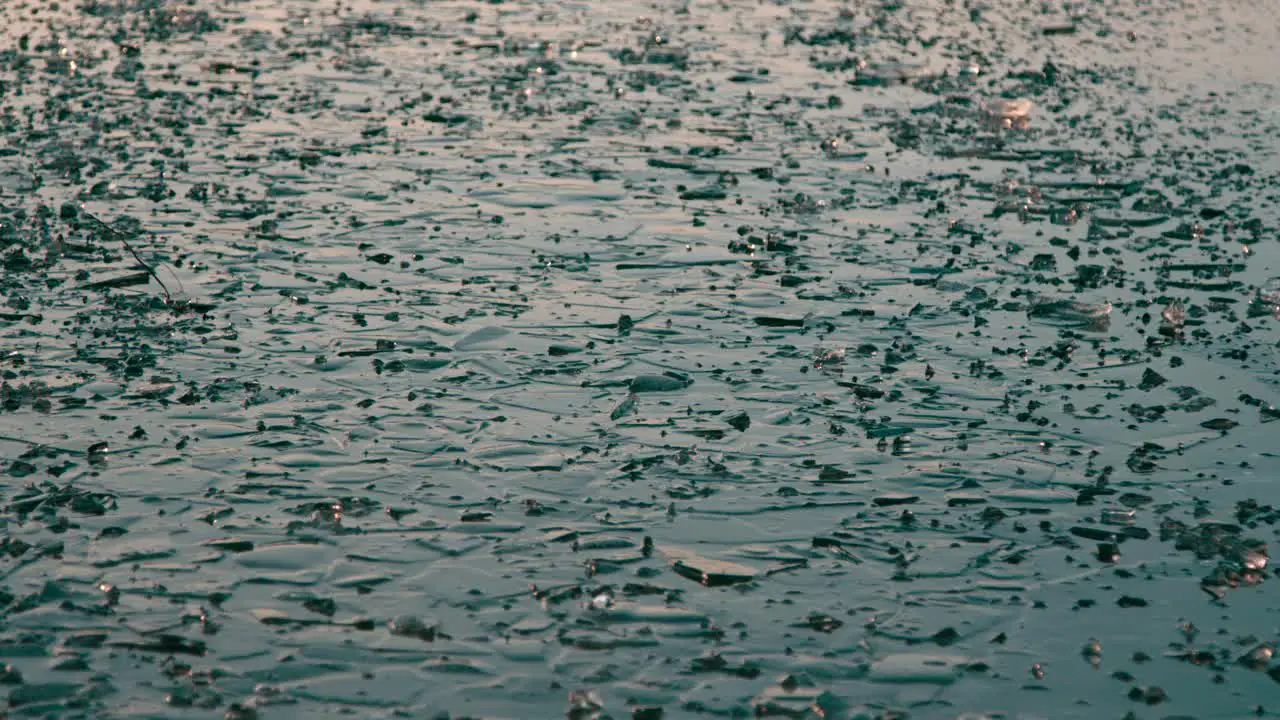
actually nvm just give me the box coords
[983,97,1034,128]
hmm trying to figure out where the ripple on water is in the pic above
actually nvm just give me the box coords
[0,0,1277,717]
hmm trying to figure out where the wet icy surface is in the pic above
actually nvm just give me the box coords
[0,0,1278,717]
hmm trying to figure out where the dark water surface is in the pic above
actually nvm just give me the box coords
[1,0,1278,717]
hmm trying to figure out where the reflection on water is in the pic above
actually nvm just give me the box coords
[0,0,1278,717]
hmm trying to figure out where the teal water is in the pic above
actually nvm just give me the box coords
[0,0,1278,717]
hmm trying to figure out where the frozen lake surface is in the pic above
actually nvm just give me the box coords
[0,0,1278,717]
